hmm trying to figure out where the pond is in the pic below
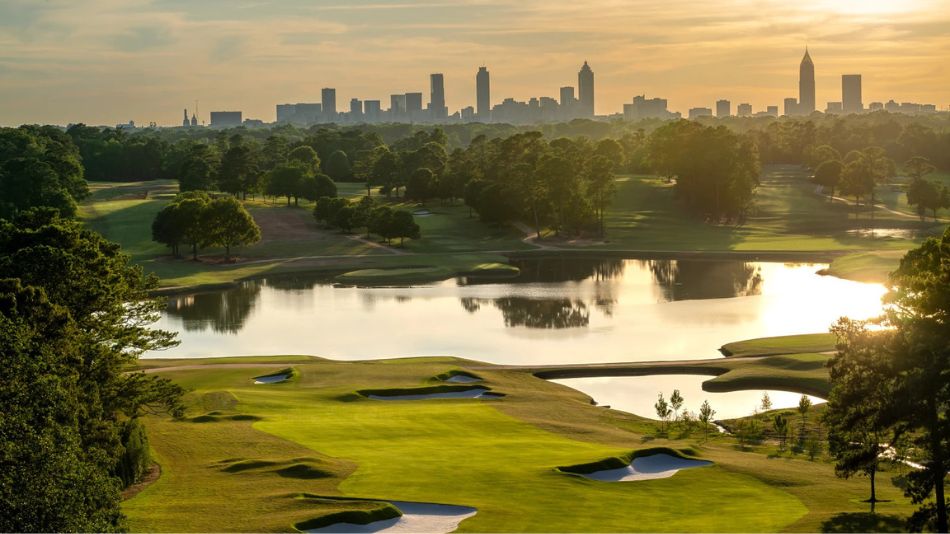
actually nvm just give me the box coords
[151,258,885,366]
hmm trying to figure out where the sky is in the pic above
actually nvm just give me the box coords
[0,0,948,126]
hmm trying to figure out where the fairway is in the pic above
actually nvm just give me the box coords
[125,356,916,532]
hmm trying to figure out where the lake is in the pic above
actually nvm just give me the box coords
[150,257,885,418]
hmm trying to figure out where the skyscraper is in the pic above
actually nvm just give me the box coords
[842,75,863,114]
[349,98,363,120]
[716,99,731,117]
[429,73,447,120]
[577,61,594,117]
[182,109,190,127]
[559,86,575,120]
[784,97,798,117]
[799,48,816,115]
[476,67,490,120]
[321,88,337,119]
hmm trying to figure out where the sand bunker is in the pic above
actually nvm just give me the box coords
[368,387,501,401]
[581,453,712,482]
[253,373,291,385]
[306,501,477,533]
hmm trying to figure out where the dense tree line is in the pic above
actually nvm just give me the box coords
[153,192,261,260]
[313,196,420,245]
[0,125,88,219]
[825,227,950,531]
[0,209,183,531]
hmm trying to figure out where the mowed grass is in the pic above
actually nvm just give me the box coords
[601,166,936,252]
[720,333,836,357]
[126,356,918,532]
[823,250,905,284]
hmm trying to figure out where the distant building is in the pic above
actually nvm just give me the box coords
[825,102,843,114]
[885,100,900,112]
[737,103,752,117]
[799,48,816,115]
[350,98,363,120]
[460,106,475,122]
[405,92,423,120]
[868,102,884,112]
[390,94,407,120]
[921,104,937,113]
[295,103,322,124]
[182,109,190,127]
[276,104,297,123]
[364,100,381,122]
[716,99,731,117]
[429,73,448,120]
[842,75,862,114]
[783,98,798,116]
[210,111,242,127]
[688,107,712,120]
[766,106,779,117]
[577,61,595,117]
[623,95,677,120]
[243,118,265,128]
[476,66,491,120]
[191,113,198,127]
[900,102,922,114]
[539,96,559,121]
[321,88,337,119]
[559,86,575,120]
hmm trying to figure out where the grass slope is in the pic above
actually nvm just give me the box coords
[127,356,916,532]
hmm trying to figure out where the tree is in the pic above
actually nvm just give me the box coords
[389,210,420,246]
[840,147,895,220]
[299,173,337,203]
[0,211,184,530]
[334,205,356,232]
[797,394,812,438]
[178,143,219,191]
[406,167,435,204]
[288,145,321,174]
[314,197,348,228]
[826,319,894,509]
[203,197,261,261]
[0,158,78,219]
[670,389,684,424]
[218,142,261,199]
[654,393,672,434]
[324,149,352,182]
[813,159,843,200]
[586,155,616,236]
[773,414,789,451]
[368,205,394,242]
[176,194,211,260]
[905,156,936,183]
[760,392,773,413]
[266,163,306,206]
[699,400,715,442]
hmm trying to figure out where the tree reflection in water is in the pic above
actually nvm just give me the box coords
[648,260,762,301]
[492,298,589,328]
[165,281,261,333]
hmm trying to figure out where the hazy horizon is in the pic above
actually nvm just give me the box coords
[1,0,948,126]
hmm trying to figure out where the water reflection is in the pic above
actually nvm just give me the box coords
[150,259,886,363]
[165,281,261,334]
[649,260,762,301]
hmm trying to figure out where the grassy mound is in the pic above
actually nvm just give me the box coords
[433,369,484,382]
[461,262,520,278]
[356,384,494,398]
[253,367,298,383]
[821,250,903,284]
[557,447,703,475]
[336,266,454,285]
[294,501,401,532]
[720,333,836,357]
[275,463,334,480]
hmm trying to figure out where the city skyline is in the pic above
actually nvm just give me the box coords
[1,0,949,126]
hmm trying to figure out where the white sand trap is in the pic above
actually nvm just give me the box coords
[444,374,482,384]
[368,388,498,401]
[306,501,477,533]
[253,373,290,384]
[581,453,712,482]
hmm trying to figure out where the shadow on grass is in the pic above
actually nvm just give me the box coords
[820,512,906,533]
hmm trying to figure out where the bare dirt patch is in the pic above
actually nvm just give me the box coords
[250,207,321,242]
[122,463,161,500]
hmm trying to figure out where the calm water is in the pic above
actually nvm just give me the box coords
[150,258,885,417]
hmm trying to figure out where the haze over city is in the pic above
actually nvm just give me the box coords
[1,0,948,126]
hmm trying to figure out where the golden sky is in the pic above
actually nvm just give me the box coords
[0,0,947,126]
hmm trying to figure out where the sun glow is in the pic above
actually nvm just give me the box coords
[823,0,923,15]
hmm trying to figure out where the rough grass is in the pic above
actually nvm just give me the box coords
[126,356,918,532]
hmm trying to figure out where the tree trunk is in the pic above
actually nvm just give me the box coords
[930,396,948,533]
[192,242,198,261]
[225,243,231,262]
[869,464,877,506]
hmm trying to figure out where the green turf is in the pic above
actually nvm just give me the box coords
[125,356,918,532]
[720,333,837,357]
[822,251,904,284]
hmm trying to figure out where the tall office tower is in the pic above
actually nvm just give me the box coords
[737,103,752,117]
[799,48,815,115]
[182,109,190,127]
[783,97,799,116]
[321,88,337,119]
[429,73,448,120]
[405,92,423,117]
[476,66,491,120]
[577,61,594,117]
[716,99,731,117]
[276,104,297,123]
[349,98,363,120]
[842,75,863,114]
[390,94,407,120]
[364,100,381,122]
[559,86,575,120]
